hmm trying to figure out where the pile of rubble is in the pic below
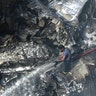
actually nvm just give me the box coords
[0,0,96,95]
[0,0,94,65]
[0,0,91,48]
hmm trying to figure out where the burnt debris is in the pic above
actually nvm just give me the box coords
[0,0,96,96]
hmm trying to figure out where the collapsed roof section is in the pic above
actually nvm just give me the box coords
[48,0,88,22]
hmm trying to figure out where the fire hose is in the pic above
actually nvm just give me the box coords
[72,47,96,60]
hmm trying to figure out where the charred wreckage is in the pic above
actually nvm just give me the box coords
[0,0,96,96]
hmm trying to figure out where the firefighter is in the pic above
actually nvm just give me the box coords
[55,45,71,73]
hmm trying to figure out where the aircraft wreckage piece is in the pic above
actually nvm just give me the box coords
[48,0,88,22]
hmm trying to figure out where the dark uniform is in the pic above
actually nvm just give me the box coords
[63,48,71,72]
